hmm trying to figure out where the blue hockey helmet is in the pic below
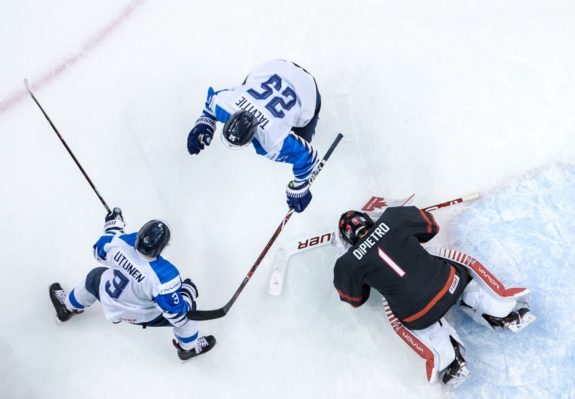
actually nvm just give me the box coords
[221,110,258,148]
[135,220,171,259]
[338,211,374,245]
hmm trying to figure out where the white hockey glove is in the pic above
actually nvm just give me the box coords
[181,278,199,311]
[104,207,125,234]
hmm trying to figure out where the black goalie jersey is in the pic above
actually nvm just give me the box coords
[333,206,468,330]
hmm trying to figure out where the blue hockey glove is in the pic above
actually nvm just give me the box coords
[104,207,125,233]
[181,278,199,311]
[286,180,312,213]
[187,115,216,155]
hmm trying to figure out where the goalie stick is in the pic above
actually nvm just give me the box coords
[186,133,344,321]
[268,192,481,295]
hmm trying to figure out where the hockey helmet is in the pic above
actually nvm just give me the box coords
[135,220,171,259]
[221,110,259,148]
[338,211,374,245]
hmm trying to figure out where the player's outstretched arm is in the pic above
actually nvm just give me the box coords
[278,133,320,213]
[93,207,125,261]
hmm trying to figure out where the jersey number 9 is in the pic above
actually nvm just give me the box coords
[105,270,129,299]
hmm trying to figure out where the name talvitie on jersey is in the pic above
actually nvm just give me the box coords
[235,96,271,129]
[353,222,391,261]
[113,252,146,282]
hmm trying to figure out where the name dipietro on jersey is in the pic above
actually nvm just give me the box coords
[334,206,468,330]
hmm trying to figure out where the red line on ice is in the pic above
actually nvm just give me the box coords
[0,0,145,115]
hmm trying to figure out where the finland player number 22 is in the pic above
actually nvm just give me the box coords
[246,74,297,118]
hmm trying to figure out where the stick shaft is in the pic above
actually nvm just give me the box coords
[422,192,480,212]
[24,79,110,213]
[188,133,344,321]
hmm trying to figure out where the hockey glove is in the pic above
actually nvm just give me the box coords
[181,278,199,311]
[104,207,125,234]
[187,115,216,155]
[286,180,312,213]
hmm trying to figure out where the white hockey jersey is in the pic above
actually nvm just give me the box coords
[203,59,319,182]
[93,232,189,324]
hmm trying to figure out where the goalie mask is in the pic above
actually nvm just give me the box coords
[338,211,374,245]
[136,220,171,259]
[221,110,259,148]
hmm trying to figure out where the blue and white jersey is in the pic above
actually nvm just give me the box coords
[203,59,319,183]
[92,232,189,325]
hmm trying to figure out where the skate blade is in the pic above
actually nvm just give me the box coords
[444,366,470,389]
[507,313,536,333]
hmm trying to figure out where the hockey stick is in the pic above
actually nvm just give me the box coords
[24,79,111,213]
[421,192,480,212]
[268,192,480,295]
[186,133,344,321]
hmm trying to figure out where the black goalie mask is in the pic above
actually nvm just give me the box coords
[338,211,374,245]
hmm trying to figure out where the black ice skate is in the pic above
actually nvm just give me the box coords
[173,335,216,361]
[442,340,470,388]
[483,307,535,333]
[49,282,82,323]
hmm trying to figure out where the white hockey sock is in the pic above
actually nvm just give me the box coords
[65,284,97,311]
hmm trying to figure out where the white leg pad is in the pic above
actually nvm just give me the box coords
[462,280,517,319]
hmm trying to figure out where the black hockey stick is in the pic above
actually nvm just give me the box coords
[24,79,111,213]
[187,133,344,321]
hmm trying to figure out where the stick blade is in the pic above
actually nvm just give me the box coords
[268,249,288,296]
[463,192,480,202]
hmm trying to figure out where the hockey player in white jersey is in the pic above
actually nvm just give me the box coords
[186,59,322,213]
[49,208,216,361]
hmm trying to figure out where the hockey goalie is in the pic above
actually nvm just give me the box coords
[332,202,535,388]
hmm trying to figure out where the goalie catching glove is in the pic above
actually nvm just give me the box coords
[181,278,199,311]
[286,180,312,213]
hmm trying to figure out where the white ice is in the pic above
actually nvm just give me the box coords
[0,1,574,398]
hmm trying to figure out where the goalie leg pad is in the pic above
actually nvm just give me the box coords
[410,318,468,385]
[428,248,529,301]
[385,299,466,384]
[461,279,517,319]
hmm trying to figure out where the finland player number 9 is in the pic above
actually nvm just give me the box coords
[246,74,297,118]
[105,270,129,299]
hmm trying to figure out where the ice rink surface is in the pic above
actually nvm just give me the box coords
[1,1,574,398]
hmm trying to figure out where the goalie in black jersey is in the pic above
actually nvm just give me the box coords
[332,205,535,388]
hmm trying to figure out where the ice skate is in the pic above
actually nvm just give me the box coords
[483,307,535,333]
[49,282,82,323]
[173,335,216,362]
[442,341,470,388]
